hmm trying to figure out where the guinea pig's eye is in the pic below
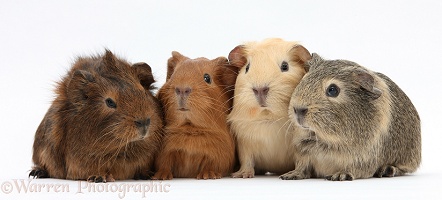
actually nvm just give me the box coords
[204,73,211,84]
[105,98,117,108]
[280,61,289,72]
[326,84,340,97]
[245,63,250,74]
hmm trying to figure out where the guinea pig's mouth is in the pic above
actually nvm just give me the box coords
[301,131,317,144]
[178,108,190,111]
[137,135,146,140]
[300,125,310,129]
[294,119,310,129]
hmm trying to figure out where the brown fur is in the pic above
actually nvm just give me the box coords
[152,51,238,180]
[29,50,164,182]
[280,53,421,181]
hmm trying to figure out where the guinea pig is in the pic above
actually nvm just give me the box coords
[152,51,238,180]
[29,50,164,182]
[280,53,421,181]
[227,38,312,178]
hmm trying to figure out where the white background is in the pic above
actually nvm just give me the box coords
[1,0,441,199]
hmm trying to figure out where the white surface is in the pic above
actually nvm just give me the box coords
[1,0,441,199]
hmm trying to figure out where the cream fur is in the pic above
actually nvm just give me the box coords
[228,38,309,178]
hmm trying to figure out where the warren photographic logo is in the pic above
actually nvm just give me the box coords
[1,179,171,199]
[1,179,69,194]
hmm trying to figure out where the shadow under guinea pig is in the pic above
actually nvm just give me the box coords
[29,50,164,183]
[152,51,238,180]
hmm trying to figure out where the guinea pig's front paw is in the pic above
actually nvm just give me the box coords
[134,170,155,180]
[197,171,222,180]
[29,169,49,178]
[87,174,115,183]
[374,166,403,178]
[152,170,173,180]
[279,170,307,180]
[231,169,255,178]
[325,172,354,181]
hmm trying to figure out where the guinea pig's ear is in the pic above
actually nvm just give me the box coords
[289,45,312,72]
[166,51,188,80]
[102,49,118,70]
[352,70,382,100]
[228,45,247,68]
[306,53,324,72]
[67,70,95,106]
[214,57,239,87]
[102,49,130,76]
[132,62,156,91]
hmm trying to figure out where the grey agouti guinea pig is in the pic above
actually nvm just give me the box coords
[280,53,421,181]
[29,50,164,182]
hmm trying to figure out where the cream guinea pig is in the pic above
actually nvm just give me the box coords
[228,38,311,178]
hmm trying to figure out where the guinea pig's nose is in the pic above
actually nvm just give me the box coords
[294,107,308,117]
[175,87,192,97]
[135,118,151,128]
[253,87,269,97]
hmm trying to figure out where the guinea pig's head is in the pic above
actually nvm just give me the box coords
[289,53,383,144]
[158,51,238,128]
[66,50,162,147]
[228,38,311,121]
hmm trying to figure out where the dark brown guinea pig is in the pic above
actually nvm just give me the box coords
[29,50,164,182]
[152,51,238,180]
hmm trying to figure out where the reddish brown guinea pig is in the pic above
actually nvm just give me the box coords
[29,50,164,182]
[152,51,238,180]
